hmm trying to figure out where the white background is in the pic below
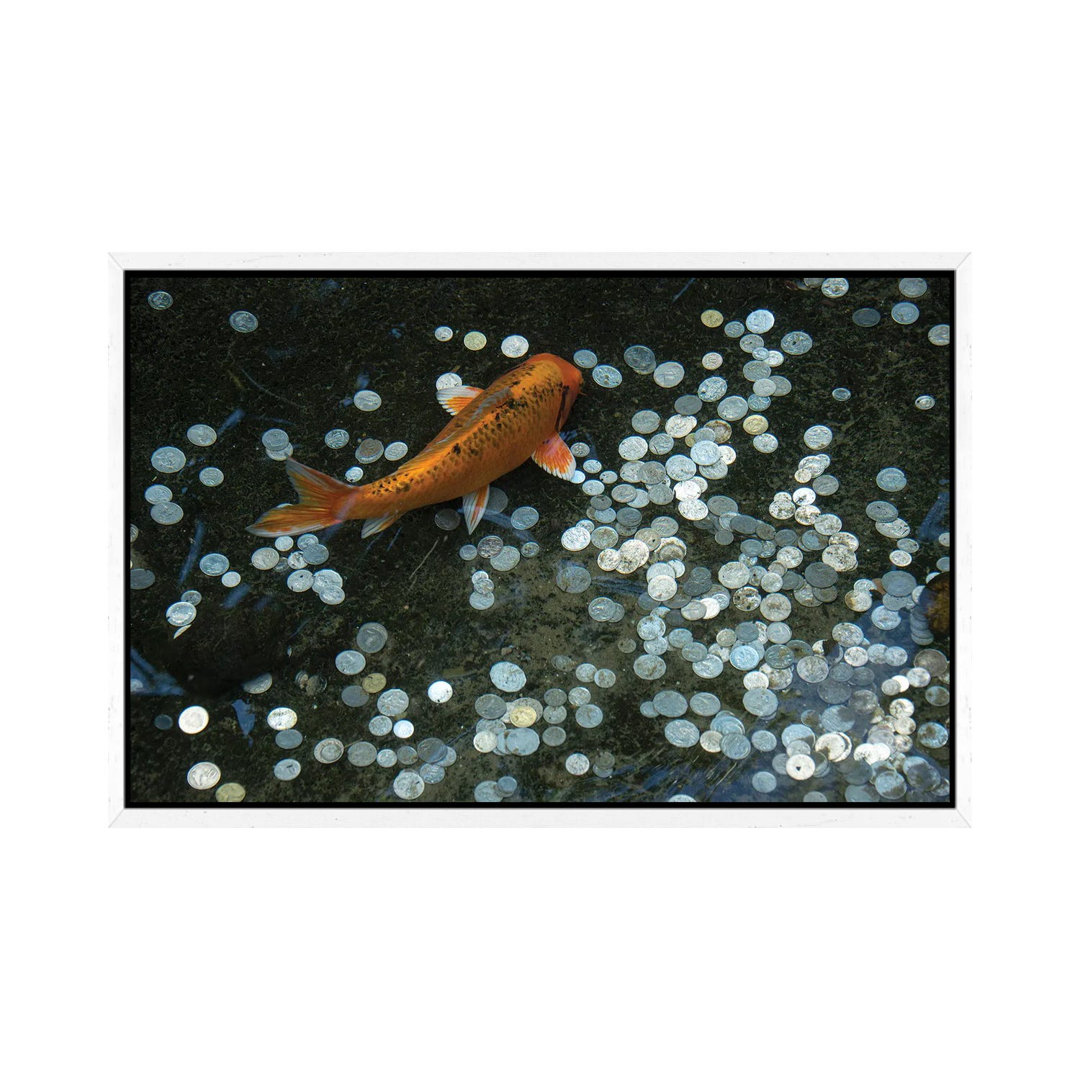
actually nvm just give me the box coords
[4,2,1070,1078]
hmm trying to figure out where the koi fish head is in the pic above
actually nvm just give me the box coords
[528,352,583,423]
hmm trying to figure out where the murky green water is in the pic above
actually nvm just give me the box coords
[127,272,953,807]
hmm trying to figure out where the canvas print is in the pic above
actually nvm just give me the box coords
[125,270,954,809]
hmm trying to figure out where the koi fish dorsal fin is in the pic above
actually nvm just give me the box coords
[436,385,484,416]
[532,433,576,480]
[462,485,490,534]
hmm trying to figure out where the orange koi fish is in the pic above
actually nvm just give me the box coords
[247,352,583,538]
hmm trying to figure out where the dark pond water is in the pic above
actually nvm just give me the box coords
[126,272,953,808]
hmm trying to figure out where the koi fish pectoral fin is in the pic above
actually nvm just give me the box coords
[532,433,576,480]
[462,485,490,534]
[436,385,484,415]
[360,511,404,539]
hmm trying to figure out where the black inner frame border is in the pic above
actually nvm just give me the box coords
[122,268,957,811]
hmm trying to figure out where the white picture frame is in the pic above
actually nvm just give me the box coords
[110,253,970,827]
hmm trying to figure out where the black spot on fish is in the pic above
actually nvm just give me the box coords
[556,384,571,428]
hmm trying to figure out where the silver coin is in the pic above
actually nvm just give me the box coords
[273,758,301,781]
[356,622,388,652]
[720,734,751,759]
[490,661,526,692]
[130,567,156,589]
[266,706,298,730]
[665,720,699,747]
[633,654,666,680]
[624,344,657,372]
[752,771,777,793]
[654,361,685,387]
[261,428,289,450]
[393,770,425,799]
[353,390,383,411]
[565,752,590,775]
[592,364,623,387]
[186,761,221,790]
[335,650,366,675]
[177,705,209,734]
[751,730,777,752]
[654,690,688,718]
[186,423,217,447]
[490,546,520,571]
[199,553,229,576]
[745,309,775,333]
[474,780,502,802]
[251,547,280,570]
[427,680,453,703]
[876,467,907,492]
[689,692,721,717]
[882,570,917,596]
[346,740,377,766]
[501,334,529,358]
[377,688,410,716]
[780,331,813,355]
[505,728,541,755]
[511,505,540,529]
[473,730,498,753]
[151,446,186,473]
[355,438,384,463]
[243,672,272,694]
[287,569,313,592]
[743,688,778,716]
[313,738,344,764]
[166,601,197,627]
[786,753,815,780]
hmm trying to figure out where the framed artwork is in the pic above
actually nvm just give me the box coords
[112,254,967,825]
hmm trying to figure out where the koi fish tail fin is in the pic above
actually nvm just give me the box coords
[247,458,355,537]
